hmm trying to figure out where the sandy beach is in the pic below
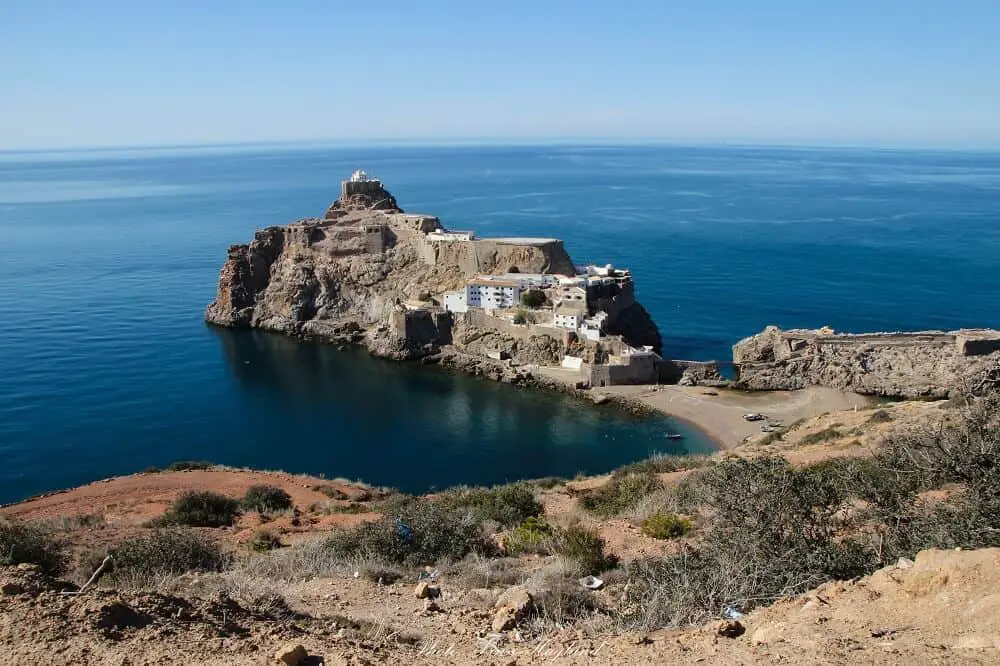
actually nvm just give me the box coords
[533,366,875,448]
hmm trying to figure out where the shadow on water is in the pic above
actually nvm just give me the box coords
[212,328,714,492]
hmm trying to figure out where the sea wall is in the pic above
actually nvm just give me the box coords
[733,326,1000,398]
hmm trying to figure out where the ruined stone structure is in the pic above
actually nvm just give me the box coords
[733,326,1000,398]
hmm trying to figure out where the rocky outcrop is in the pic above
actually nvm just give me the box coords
[733,325,1000,398]
[205,183,664,377]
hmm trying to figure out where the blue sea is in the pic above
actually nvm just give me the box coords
[2,144,999,504]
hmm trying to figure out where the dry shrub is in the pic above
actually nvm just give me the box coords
[578,472,663,517]
[247,529,282,553]
[324,498,496,567]
[242,485,292,513]
[0,520,66,574]
[447,554,523,589]
[437,483,543,527]
[157,491,241,528]
[103,530,227,590]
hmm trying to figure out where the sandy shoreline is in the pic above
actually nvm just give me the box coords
[532,366,875,448]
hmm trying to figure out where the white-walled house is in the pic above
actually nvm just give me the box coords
[580,311,607,341]
[554,307,583,330]
[467,280,523,309]
[443,291,468,313]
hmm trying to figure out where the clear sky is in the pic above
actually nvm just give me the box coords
[2,1,999,150]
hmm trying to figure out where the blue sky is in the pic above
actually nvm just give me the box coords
[2,1,999,149]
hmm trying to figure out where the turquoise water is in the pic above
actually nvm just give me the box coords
[2,144,999,503]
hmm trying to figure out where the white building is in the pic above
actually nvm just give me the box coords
[580,311,608,341]
[475,273,559,289]
[443,291,468,313]
[554,307,584,330]
[427,230,476,242]
[467,279,522,309]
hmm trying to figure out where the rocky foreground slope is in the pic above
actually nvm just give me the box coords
[733,325,1000,398]
[205,181,662,369]
[2,547,997,664]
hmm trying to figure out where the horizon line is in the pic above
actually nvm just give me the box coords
[2,135,1000,156]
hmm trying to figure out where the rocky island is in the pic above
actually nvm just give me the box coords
[206,170,1000,439]
[206,171,672,388]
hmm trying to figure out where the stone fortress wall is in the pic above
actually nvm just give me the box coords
[733,326,1000,398]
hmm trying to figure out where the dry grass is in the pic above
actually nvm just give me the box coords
[446,554,524,590]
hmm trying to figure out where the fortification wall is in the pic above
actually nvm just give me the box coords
[462,309,565,343]
[583,357,659,387]
[733,325,1000,398]
[419,238,576,276]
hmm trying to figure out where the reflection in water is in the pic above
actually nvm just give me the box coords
[213,328,713,492]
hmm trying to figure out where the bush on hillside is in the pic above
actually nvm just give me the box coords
[247,529,283,553]
[165,460,214,472]
[103,530,227,588]
[0,520,66,574]
[324,498,496,567]
[555,524,616,574]
[506,516,555,555]
[160,491,241,527]
[641,513,694,540]
[578,472,663,517]
[438,483,543,527]
[242,485,293,513]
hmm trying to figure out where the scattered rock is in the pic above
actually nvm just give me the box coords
[492,586,533,632]
[274,643,307,665]
[750,623,787,645]
[713,620,745,638]
[413,581,439,599]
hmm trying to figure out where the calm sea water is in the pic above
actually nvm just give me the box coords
[1,144,999,503]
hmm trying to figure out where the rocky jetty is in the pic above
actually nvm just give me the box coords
[733,325,1000,398]
[205,181,663,378]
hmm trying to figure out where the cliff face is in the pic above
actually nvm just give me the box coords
[205,186,662,366]
[733,326,1000,398]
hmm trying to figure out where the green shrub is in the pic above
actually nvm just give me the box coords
[0,520,66,574]
[247,529,283,553]
[641,513,694,540]
[512,311,527,325]
[165,460,214,472]
[160,491,241,527]
[519,290,546,308]
[579,472,663,517]
[438,483,542,527]
[507,516,554,554]
[242,485,293,513]
[324,498,496,567]
[556,525,615,574]
[105,530,226,587]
